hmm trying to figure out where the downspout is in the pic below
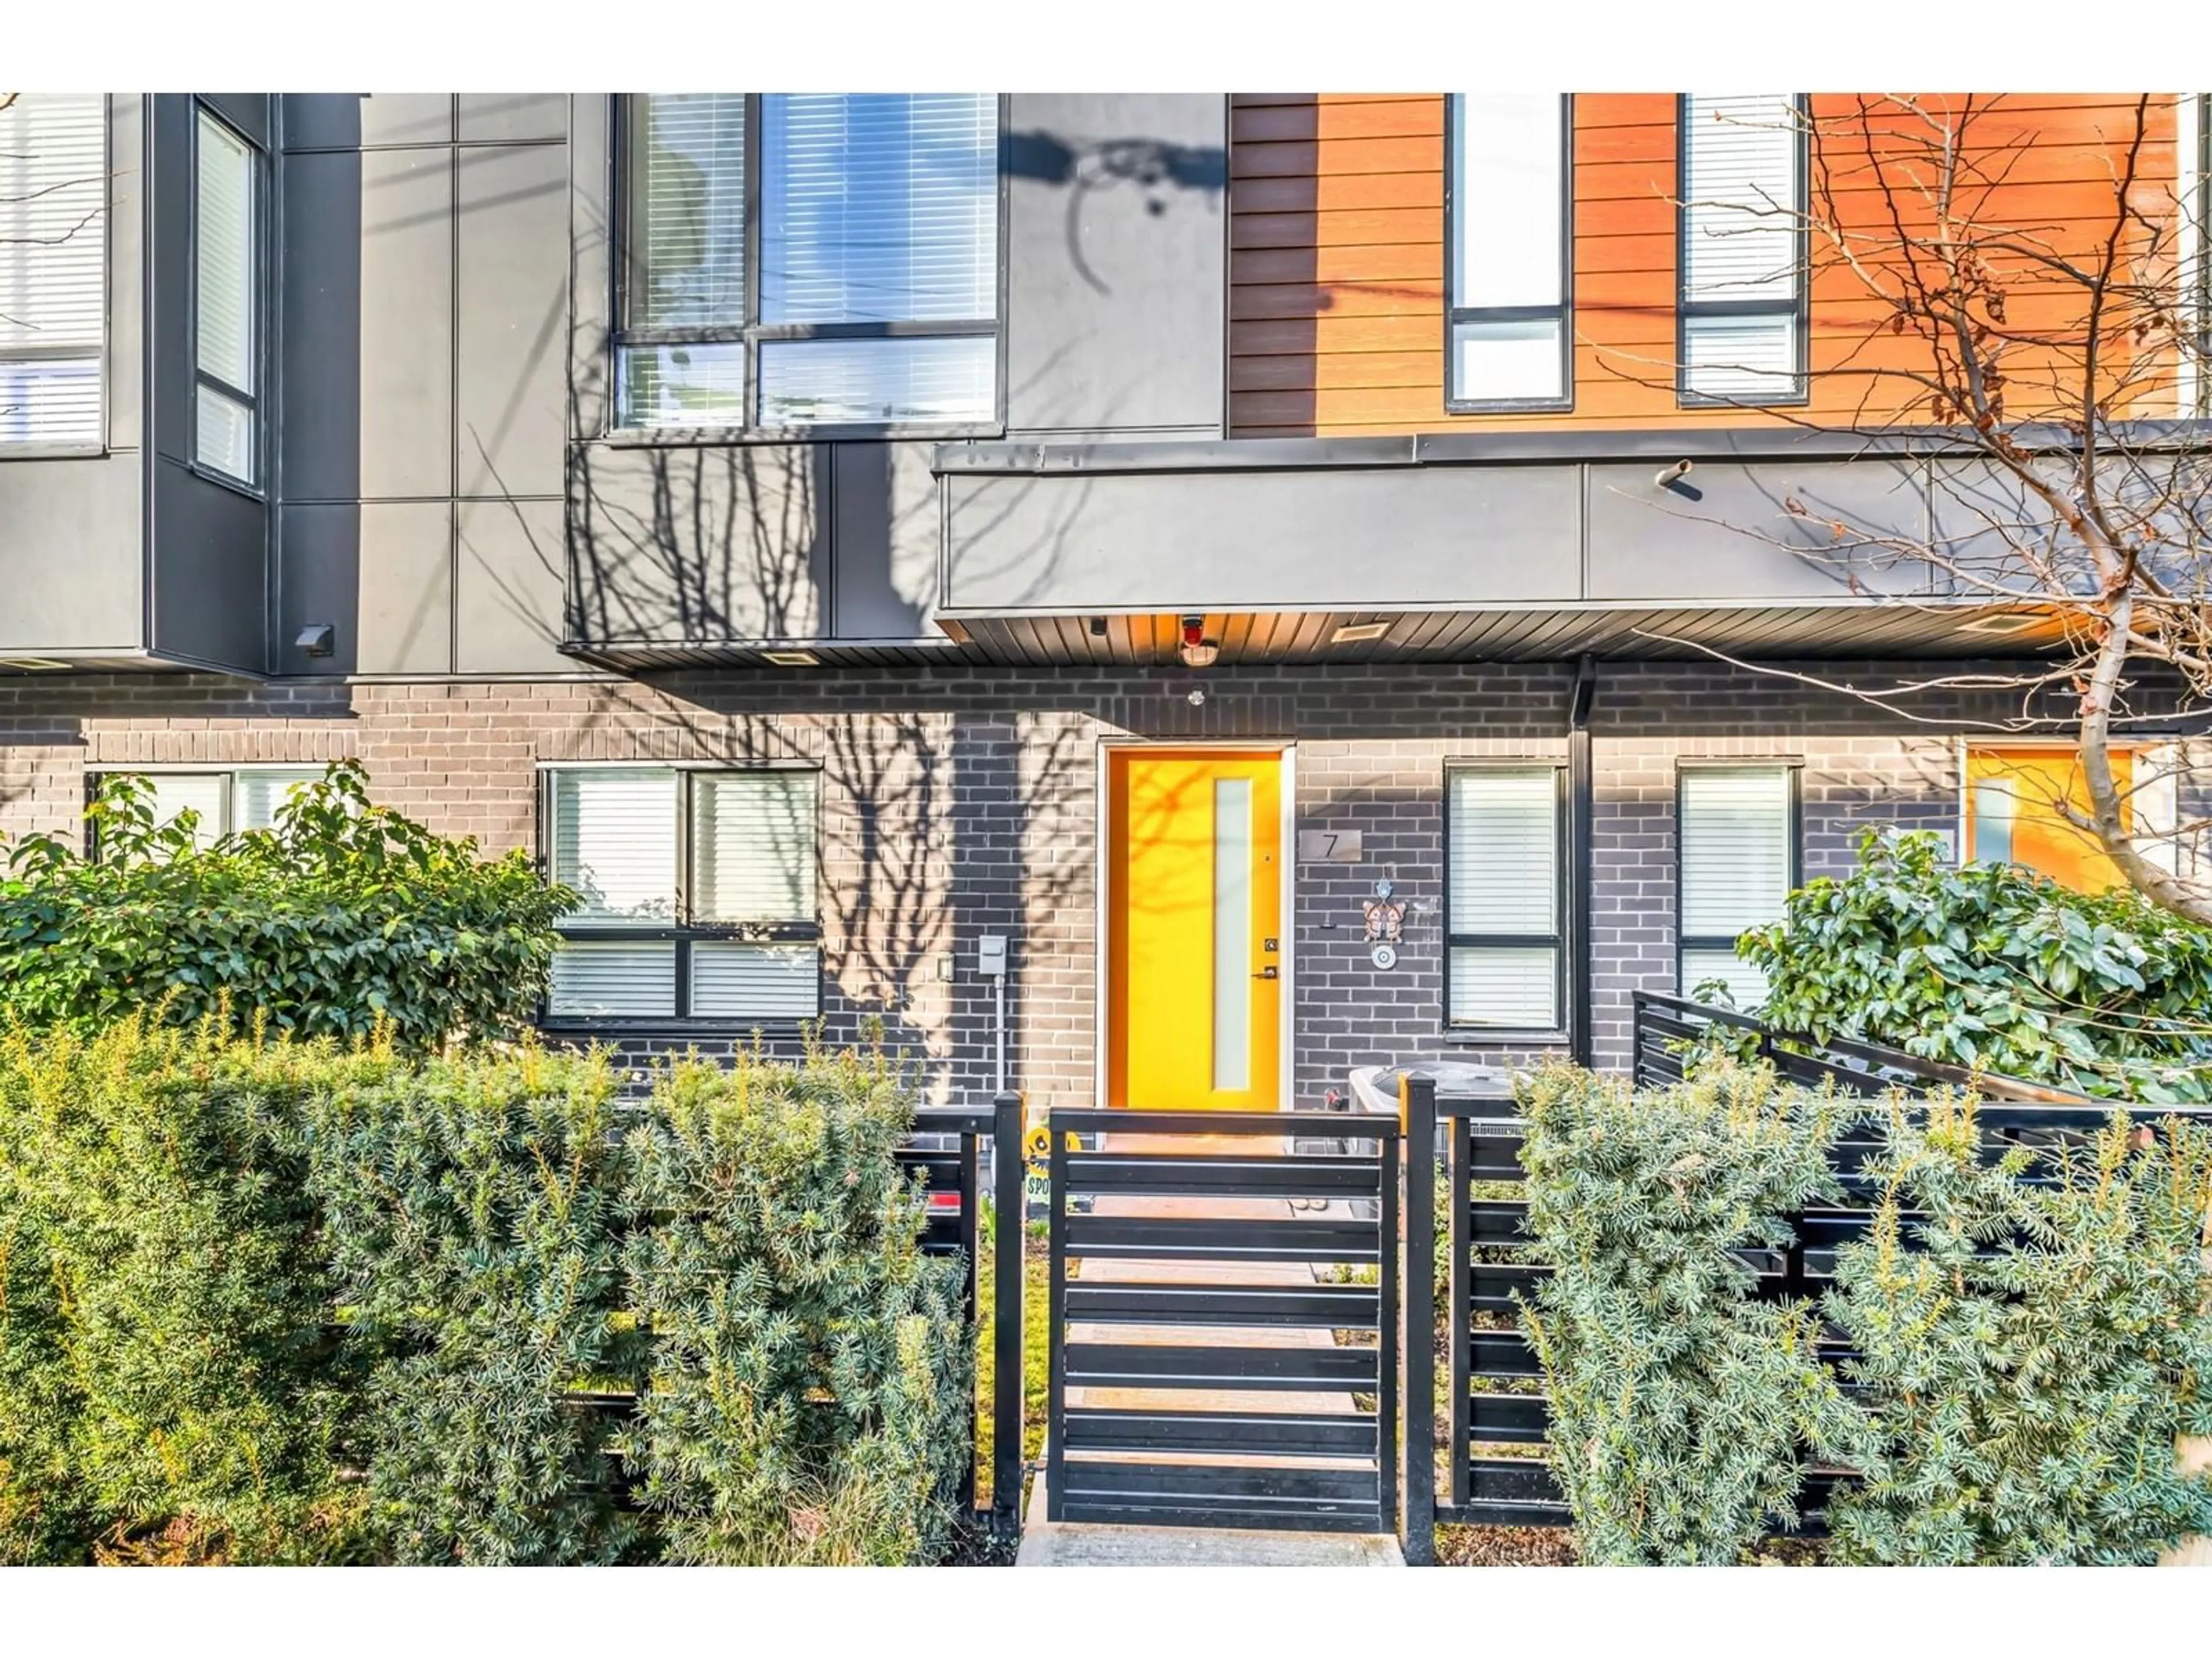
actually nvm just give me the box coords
[1568,654,1597,1068]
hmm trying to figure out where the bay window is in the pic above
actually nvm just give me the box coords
[615,93,1001,434]
[544,766,821,1025]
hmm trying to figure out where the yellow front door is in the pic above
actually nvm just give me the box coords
[1107,748,1283,1111]
[1965,745,2134,892]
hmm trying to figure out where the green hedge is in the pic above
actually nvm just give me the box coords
[0,762,572,1050]
[0,1022,971,1566]
[1518,1059,2212,1565]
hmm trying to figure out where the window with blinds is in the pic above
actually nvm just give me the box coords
[616,93,999,432]
[0,94,106,448]
[194,108,260,483]
[1445,764,1566,1033]
[1679,94,1805,405]
[544,767,822,1024]
[1447,94,1571,408]
[98,766,324,852]
[1677,765,1798,1008]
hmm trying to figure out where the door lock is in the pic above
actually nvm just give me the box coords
[1253,967,1279,980]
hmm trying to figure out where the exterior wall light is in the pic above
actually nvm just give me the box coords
[295,624,336,657]
[1178,615,1219,669]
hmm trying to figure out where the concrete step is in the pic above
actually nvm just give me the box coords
[1016,1520,1404,1567]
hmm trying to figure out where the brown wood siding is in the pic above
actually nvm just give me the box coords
[1228,93,2181,437]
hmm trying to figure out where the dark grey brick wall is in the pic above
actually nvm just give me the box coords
[2,660,2203,1109]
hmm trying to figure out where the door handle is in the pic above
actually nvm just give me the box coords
[1252,967,1279,980]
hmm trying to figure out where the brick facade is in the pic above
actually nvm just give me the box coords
[2,661,2202,1111]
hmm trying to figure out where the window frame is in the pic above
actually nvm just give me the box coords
[0,93,111,458]
[1675,759,1803,997]
[1441,757,1572,1044]
[188,100,266,494]
[1442,93,1576,415]
[606,93,1010,445]
[1674,92,1811,410]
[536,762,825,1033]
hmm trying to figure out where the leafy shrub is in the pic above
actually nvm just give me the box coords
[623,1044,970,1565]
[0,763,573,1050]
[0,1017,372,1565]
[1517,1060,1870,1563]
[1739,829,2212,1101]
[1824,1095,2212,1564]
[306,1044,645,1565]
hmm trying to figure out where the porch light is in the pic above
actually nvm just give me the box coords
[1331,620,1393,645]
[762,649,823,666]
[1955,612,2039,637]
[1178,616,1218,670]
[0,657,71,671]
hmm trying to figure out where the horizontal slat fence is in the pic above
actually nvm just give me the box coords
[1423,998,2208,1549]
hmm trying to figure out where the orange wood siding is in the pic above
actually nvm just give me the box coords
[1228,93,2182,437]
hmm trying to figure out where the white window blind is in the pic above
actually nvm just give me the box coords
[692,771,817,922]
[547,767,821,1024]
[1446,766,1563,1031]
[1448,94,1569,405]
[233,767,323,831]
[620,93,748,430]
[143,773,228,850]
[0,93,106,448]
[1680,94,1803,403]
[1679,766,1794,1007]
[195,109,257,480]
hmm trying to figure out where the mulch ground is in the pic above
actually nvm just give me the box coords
[1436,1524,1580,1566]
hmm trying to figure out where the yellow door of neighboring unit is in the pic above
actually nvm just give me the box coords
[1107,749,1283,1111]
[1965,745,2134,893]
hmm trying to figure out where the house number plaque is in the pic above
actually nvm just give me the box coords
[1297,829,1363,863]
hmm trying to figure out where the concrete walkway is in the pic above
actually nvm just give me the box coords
[1017,1129,1403,1566]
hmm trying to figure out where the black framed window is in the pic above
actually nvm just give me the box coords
[1445,94,1573,411]
[614,93,1002,437]
[0,94,105,449]
[1444,762,1569,1037]
[1676,762,1801,1007]
[543,766,822,1025]
[1677,93,1808,407]
[193,104,263,486]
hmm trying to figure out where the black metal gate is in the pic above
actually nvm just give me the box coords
[1043,1109,1399,1533]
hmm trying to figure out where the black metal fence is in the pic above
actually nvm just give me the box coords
[1410,995,2206,1561]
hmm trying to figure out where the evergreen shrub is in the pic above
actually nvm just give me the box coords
[0,763,573,1050]
[1518,1059,2212,1564]
[0,1018,373,1565]
[1517,1060,1869,1563]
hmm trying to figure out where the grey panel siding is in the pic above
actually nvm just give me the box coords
[455,143,568,499]
[945,464,1582,611]
[144,96,194,470]
[943,454,1964,616]
[830,442,942,640]
[1584,459,1934,601]
[457,94,568,145]
[1003,94,1229,441]
[279,501,453,675]
[567,442,829,645]
[0,456,143,650]
[456,498,570,672]
[283,94,453,151]
[108,95,146,453]
[281,146,454,502]
[199,95,271,151]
